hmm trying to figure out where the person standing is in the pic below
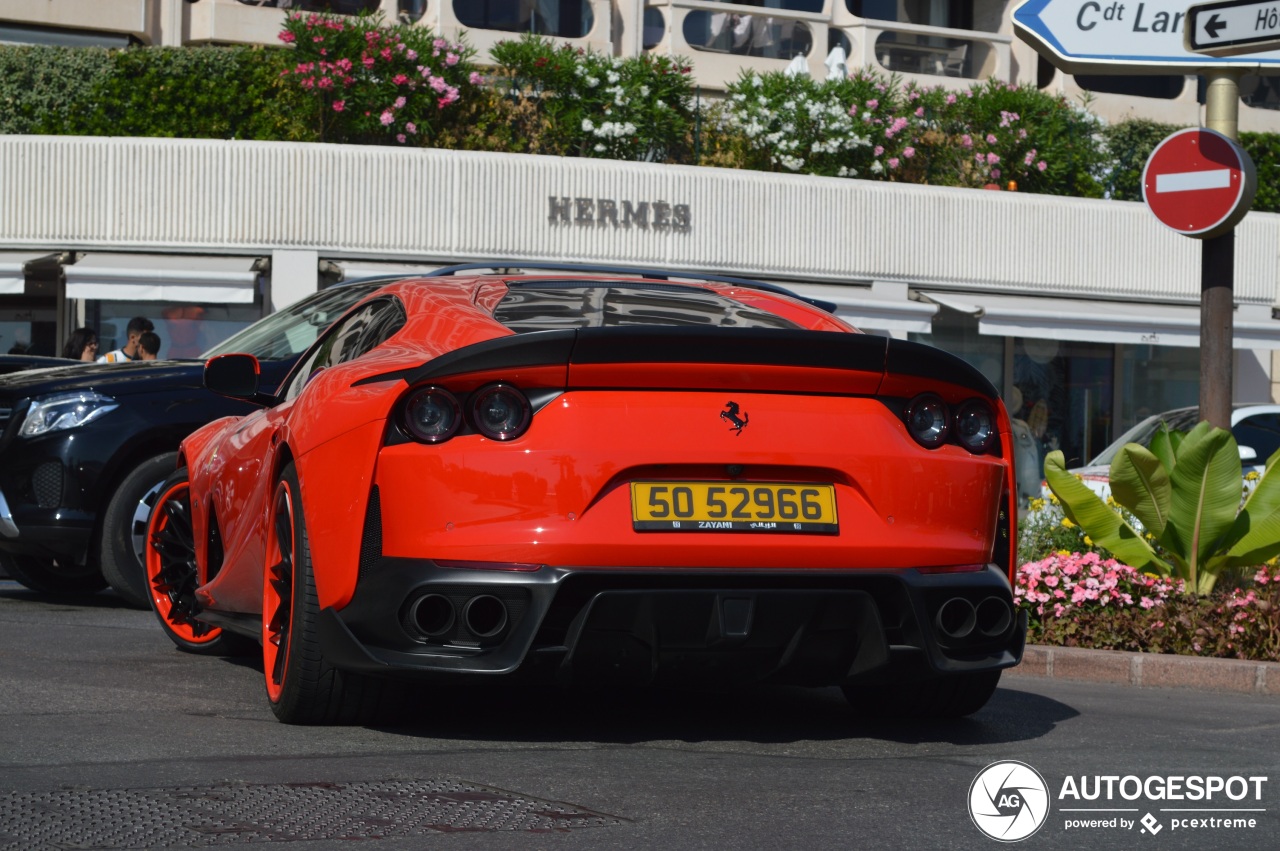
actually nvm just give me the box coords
[61,327,99,361]
[97,317,154,363]
[138,331,161,361]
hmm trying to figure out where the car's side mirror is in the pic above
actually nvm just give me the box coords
[205,353,266,402]
[1240,445,1258,462]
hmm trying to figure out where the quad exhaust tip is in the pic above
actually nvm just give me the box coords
[936,597,976,640]
[409,593,456,639]
[936,596,1014,641]
[407,592,511,641]
[462,594,509,639]
[975,595,1013,637]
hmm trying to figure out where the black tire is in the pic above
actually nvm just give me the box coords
[842,670,1002,719]
[145,466,255,657]
[0,551,107,595]
[100,451,179,610]
[265,462,390,725]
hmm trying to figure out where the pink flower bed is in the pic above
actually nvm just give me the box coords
[1016,552,1184,617]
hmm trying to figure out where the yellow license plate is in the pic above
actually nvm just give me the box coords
[630,482,838,534]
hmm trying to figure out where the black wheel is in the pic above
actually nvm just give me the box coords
[0,551,107,595]
[264,462,388,725]
[145,467,253,656]
[100,451,179,609]
[842,670,1001,719]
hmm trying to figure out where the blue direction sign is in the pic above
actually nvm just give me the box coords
[1013,0,1280,73]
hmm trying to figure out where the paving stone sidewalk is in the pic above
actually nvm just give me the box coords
[1007,645,1280,695]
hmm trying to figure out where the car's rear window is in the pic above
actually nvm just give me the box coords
[493,282,801,331]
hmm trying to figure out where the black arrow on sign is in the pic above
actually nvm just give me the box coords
[1204,13,1227,38]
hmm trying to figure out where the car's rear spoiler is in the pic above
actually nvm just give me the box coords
[356,328,999,400]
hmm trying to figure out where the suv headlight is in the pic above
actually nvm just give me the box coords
[18,392,119,438]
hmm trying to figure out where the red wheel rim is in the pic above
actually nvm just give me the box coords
[263,479,295,703]
[146,480,222,644]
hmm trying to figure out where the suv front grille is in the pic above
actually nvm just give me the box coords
[0,406,10,433]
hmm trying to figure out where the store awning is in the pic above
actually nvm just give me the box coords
[64,254,259,304]
[784,282,938,333]
[334,260,441,282]
[917,291,1280,350]
[0,252,41,295]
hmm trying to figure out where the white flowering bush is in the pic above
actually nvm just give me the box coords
[717,70,1106,195]
[489,34,696,161]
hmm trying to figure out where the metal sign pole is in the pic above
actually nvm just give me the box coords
[1201,70,1241,430]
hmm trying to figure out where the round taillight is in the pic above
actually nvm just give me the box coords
[470,383,531,441]
[403,387,461,443]
[906,393,949,448]
[954,399,997,454]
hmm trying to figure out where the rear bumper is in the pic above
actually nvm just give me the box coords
[315,562,1026,687]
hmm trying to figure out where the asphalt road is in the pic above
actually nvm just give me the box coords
[1,580,1277,851]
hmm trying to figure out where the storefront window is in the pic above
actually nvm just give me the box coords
[0,310,56,356]
[915,311,1119,504]
[1011,338,1113,472]
[454,0,595,38]
[1116,344,1198,433]
[90,302,263,361]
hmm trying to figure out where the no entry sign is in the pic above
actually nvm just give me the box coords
[1142,128,1256,238]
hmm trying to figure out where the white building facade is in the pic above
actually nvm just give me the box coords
[2,0,1277,130]
[1,1,1279,508]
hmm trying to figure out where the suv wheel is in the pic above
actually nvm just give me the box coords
[100,451,179,610]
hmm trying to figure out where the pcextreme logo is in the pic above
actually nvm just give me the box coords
[969,760,1051,842]
[968,762,1270,842]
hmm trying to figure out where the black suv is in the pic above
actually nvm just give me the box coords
[0,283,380,606]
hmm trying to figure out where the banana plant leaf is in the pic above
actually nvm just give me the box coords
[1224,447,1280,570]
[1149,424,1180,473]
[1162,423,1242,588]
[1043,450,1167,572]
[1109,444,1171,539]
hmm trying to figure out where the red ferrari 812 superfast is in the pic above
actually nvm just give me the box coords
[144,264,1025,724]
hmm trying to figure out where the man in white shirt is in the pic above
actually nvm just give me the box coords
[97,316,155,363]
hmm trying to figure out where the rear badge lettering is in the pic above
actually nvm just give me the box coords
[720,400,749,435]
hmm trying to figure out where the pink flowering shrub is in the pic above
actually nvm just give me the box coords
[278,11,478,145]
[1018,554,1280,661]
[1017,552,1183,618]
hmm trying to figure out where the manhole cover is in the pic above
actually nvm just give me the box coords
[0,778,625,849]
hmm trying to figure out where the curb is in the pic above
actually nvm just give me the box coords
[1005,645,1280,695]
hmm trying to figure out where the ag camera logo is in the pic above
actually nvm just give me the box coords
[969,760,1051,842]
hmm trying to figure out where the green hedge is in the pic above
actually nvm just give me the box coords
[4,33,1280,212]
[0,44,311,141]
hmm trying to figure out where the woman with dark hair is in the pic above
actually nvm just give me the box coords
[62,327,99,362]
